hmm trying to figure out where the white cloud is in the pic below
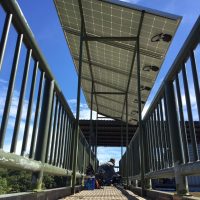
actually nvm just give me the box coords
[68,98,77,104]
[97,147,126,170]
[180,87,199,121]
[0,79,34,155]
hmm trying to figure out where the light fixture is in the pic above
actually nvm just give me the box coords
[141,85,151,91]
[134,99,145,104]
[151,33,172,43]
[143,65,159,72]
[131,110,138,115]
[129,118,138,122]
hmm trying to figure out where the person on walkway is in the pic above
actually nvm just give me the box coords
[96,158,117,186]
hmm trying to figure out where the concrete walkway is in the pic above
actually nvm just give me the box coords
[62,186,148,200]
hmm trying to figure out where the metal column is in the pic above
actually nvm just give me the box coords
[125,96,129,188]
[121,120,123,158]
[95,112,98,170]
[165,81,189,195]
[71,19,84,194]
[89,82,94,163]
[32,79,54,190]
[136,34,145,197]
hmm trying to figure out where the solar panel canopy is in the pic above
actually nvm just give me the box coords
[54,0,181,124]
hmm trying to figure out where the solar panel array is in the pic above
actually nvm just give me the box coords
[54,0,181,124]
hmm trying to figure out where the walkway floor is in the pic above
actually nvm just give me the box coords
[62,186,148,200]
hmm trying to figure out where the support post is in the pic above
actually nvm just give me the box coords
[89,82,94,163]
[71,19,84,194]
[32,79,54,190]
[121,120,123,158]
[143,123,152,190]
[165,81,189,195]
[125,96,129,188]
[95,112,98,170]
[137,33,145,197]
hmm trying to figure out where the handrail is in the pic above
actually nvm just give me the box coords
[0,0,98,192]
[120,16,200,196]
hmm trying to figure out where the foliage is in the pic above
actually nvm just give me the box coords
[0,178,8,194]
[0,168,32,194]
[0,168,68,194]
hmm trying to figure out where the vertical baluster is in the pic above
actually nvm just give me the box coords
[0,13,12,71]
[45,92,55,163]
[49,96,58,164]
[57,107,65,166]
[53,103,61,165]
[146,120,153,171]
[163,95,173,167]
[153,111,161,170]
[11,49,32,153]
[70,122,75,170]
[190,51,200,120]
[159,98,169,168]
[0,34,23,148]
[21,61,38,156]
[29,71,45,159]
[175,75,189,163]
[156,104,165,169]
[149,115,156,171]
[59,111,67,167]
[63,116,69,169]
[182,64,199,161]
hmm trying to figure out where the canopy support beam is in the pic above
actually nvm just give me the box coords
[92,92,126,95]
[83,36,138,42]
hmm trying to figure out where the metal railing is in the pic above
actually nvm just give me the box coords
[120,16,200,195]
[0,0,97,191]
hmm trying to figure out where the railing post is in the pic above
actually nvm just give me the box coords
[32,78,54,190]
[164,81,189,195]
[89,82,94,163]
[143,123,152,190]
[125,95,129,188]
[71,18,84,193]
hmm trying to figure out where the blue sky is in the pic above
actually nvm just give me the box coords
[0,0,200,166]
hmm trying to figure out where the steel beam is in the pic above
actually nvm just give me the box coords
[77,0,99,114]
[74,56,154,83]
[71,17,84,193]
[63,26,162,59]
[97,116,119,119]
[92,92,126,95]
[84,36,138,42]
[121,11,144,122]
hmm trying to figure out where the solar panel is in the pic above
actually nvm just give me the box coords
[54,0,181,124]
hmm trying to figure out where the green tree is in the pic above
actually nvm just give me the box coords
[0,177,8,194]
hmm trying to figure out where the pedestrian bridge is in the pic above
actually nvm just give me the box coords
[0,0,200,199]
